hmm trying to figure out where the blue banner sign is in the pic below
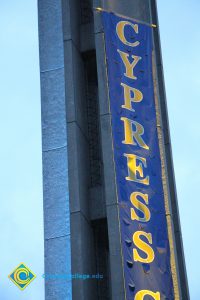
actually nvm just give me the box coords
[102,11,179,299]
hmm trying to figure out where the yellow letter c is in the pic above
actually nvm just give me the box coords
[116,21,140,47]
[135,290,160,300]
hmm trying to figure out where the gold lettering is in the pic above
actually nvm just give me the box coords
[116,21,140,47]
[133,231,155,263]
[121,117,149,150]
[124,153,149,185]
[130,192,150,222]
[135,290,160,300]
[117,50,141,80]
[121,83,143,112]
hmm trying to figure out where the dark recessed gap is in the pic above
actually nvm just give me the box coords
[92,219,111,300]
[80,0,94,24]
[83,50,102,188]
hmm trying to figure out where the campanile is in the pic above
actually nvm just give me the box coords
[38,1,189,299]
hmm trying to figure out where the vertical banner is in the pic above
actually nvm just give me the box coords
[102,11,179,299]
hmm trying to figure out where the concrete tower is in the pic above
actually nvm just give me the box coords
[38,1,189,299]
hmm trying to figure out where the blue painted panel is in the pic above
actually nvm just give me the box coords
[102,11,175,299]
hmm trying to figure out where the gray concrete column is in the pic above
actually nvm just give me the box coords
[38,0,72,299]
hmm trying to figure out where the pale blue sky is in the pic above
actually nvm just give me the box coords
[158,1,200,299]
[0,1,44,299]
[0,1,199,299]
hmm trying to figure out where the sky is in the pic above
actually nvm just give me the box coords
[0,0,44,299]
[157,1,200,299]
[0,0,199,299]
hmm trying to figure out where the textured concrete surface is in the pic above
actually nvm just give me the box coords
[38,0,72,299]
